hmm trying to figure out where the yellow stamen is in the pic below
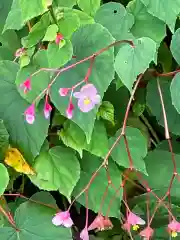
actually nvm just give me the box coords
[84,98,91,105]
[172,231,177,238]
[132,225,139,231]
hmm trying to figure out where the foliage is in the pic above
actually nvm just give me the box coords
[0,0,180,239]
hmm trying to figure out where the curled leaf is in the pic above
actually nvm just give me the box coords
[4,148,35,175]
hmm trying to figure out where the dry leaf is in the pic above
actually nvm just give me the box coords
[4,148,35,175]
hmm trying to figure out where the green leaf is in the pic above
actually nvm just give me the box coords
[0,120,9,158]
[170,28,180,65]
[73,9,95,25]
[0,60,49,160]
[56,9,80,38]
[158,42,172,73]
[170,73,180,114]
[0,164,9,196]
[147,78,180,136]
[77,0,101,16]
[59,120,86,158]
[50,23,115,143]
[30,146,80,200]
[43,24,58,42]
[110,127,147,174]
[19,55,30,68]
[127,0,166,44]
[73,153,122,217]
[95,2,134,42]
[3,0,24,31]
[0,0,13,34]
[19,0,49,23]
[139,0,180,32]
[53,0,76,7]
[4,0,50,32]
[0,199,72,239]
[16,50,51,103]
[84,120,109,157]
[115,37,156,91]
[144,149,180,197]
[98,101,115,125]
[23,13,51,48]
[59,120,109,158]
[47,41,73,68]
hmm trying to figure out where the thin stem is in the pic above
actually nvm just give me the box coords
[121,74,143,135]
[140,114,160,144]
[4,193,58,210]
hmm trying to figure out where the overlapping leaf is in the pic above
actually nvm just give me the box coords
[0,60,49,160]
[50,23,115,142]
[30,146,80,200]
[73,153,122,217]
[139,0,180,32]
[109,127,147,174]
[115,37,156,91]
[147,78,180,136]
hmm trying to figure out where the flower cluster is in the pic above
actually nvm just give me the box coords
[51,209,180,239]
[21,77,100,124]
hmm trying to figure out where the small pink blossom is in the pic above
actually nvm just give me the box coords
[80,228,89,240]
[44,100,52,119]
[66,102,74,119]
[168,220,180,237]
[24,104,35,124]
[139,226,154,240]
[20,78,31,94]
[88,214,113,231]
[59,88,70,96]
[52,211,73,228]
[15,48,25,57]
[55,33,64,45]
[126,212,145,231]
[73,84,101,112]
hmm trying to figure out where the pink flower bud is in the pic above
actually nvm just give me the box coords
[59,88,70,97]
[80,228,89,240]
[66,102,74,119]
[139,226,154,239]
[20,78,31,94]
[43,101,52,119]
[15,48,25,57]
[55,33,64,45]
[24,104,35,124]
[52,211,73,228]
[88,214,113,231]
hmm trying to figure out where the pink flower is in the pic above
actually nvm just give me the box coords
[43,100,52,119]
[52,211,73,228]
[55,33,64,45]
[73,84,101,112]
[168,220,180,237]
[59,88,70,96]
[24,104,35,124]
[80,228,89,240]
[15,48,25,57]
[66,102,74,119]
[20,78,31,94]
[88,214,113,231]
[126,212,145,231]
[139,226,154,240]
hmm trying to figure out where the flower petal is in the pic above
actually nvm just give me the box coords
[73,92,82,99]
[80,84,97,97]
[92,94,101,105]
[80,228,89,240]
[52,215,63,226]
[25,114,35,124]
[78,98,95,112]
[63,217,73,228]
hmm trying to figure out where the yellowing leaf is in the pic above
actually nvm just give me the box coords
[4,148,35,175]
